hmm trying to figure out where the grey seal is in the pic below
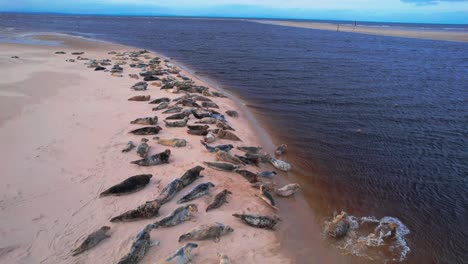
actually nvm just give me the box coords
[131,82,148,91]
[202,101,219,108]
[71,226,110,256]
[236,170,260,183]
[236,146,262,154]
[136,138,150,158]
[130,116,158,125]
[149,97,170,104]
[110,200,161,222]
[206,189,232,212]
[232,213,280,230]
[177,182,215,204]
[153,102,169,111]
[151,204,198,229]
[257,171,277,178]
[162,106,183,114]
[162,243,198,264]
[203,162,240,172]
[131,149,171,166]
[217,130,241,141]
[129,126,162,135]
[225,110,238,118]
[128,95,150,101]
[165,112,190,120]
[215,150,244,165]
[100,174,152,197]
[179,166,205,188]
[267,155,292,172]
[178,223,234,242]
[155,178,184,204]
[256,185,278,210]
[122,141,136,152]
[164,117,189,128]
[200,141,234,153]
[117,225,158,264]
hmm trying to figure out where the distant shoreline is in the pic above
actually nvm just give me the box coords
[249,19,468,42]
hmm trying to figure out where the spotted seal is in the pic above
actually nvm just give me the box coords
[203,162,240,172]
[153,102,169,111]
[206,189,232,212]
[267,155,292,172]
[162,106,183,114]
[117,225,158,264]
[131,81,148,91]
[129,126,162,135]
[71,226,110,256]
[177,182,215,204]
[165,112,190,120]
[215,150,244,165]
[131,149,171,166]
[327,211,350,238]
[151,204,198,229]
[130,116,158,125]
[155,178,184,204]
[154,137,187,147]
[257,171,277,178]
[218,253,231,264]
[100,174,152,197]
[110,200,161,222]
[178,223,234,242]
[216,120,235,131]
[194,117,216,124]
[225,110,238,118]
[149,97,170,104]
[232,213,280,230]
[236,170,260,183]
[217,129,241,141]
[276,183,300,197]
[128,95,150,101]
[122,141,136,152]
[200,141,234,153]
[179,166,205,188]
[164,117,189,127]
[162,243,198,264]
[202,101,219,108]
[136,138,150,158]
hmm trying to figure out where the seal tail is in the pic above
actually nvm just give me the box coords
[130,160,141,165]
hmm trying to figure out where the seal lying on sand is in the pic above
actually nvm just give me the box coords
[188,125,209,131]
[215,150,244,165]
[267,155,292,172]
[235,154,259,166]
[202,101,219,108]
[136,138,150,158]
[131,149,171,166]
[216,120,235,131]
[327,211,350,238]
[149,97,170,104]
[162,106,183,114]
[151,204,198,229]
[177,182,215,204]
[237,146,262,154]
[206,189,232,212]
[178,223,234,242]
[217,129,241,141]
[257,171,277,178]
[200,141,234,153]
[164,117,188,127]
[153,102,169,111]
[232,214,280,230]
[275,144,287,156]
[130,116,158,125]
[100,174,152,197]
[195,117,217,124]
[179,166,205,188]
[162,243,198,264]
[110,200,161,222]
[122,141,136,152]
[218,253,231,264]
[165,112,190,120]
[251,181,277,192]
[276,183,300,197]
[203,162,240,172]
[204,132,216,143]
[236,170,260,183]
[71,226,110,256]
[155,137,187,147]
[129,126,162,135]
[131,82,148,91]
[225,110,238,118]
[128,95,150,101]
[117,225,158,264]
[256,185,278,210]
[155,179,184,204]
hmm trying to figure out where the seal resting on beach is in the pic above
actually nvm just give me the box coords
[217,129,241,141]
[202,101,219,108]
[152,102,169,111]
[203,162,240,172]
[131,149,171,166]
[195,117,217,124]
[131,81,148,91]
[164,117,189,127]
[155,179,184,204]
[234,154,259,166]
[165,112,190,120]
[151,204,198,229]
[177,182,215,204]
[256,185,278,210]
[71,226,110,256]
[162,106,183,114]
[232,214,280,230]
[122,141,136,152]
[218,253,231,264]
[215,150,244,165]
[267,155,292,172]
[100,174,152,197]
[200,141,234,153]
[149,97,170,104]
[225,110,238,118]
[161,243,198,264]
[237,146,262,154]
[179,166,205,188]
[130,116,158,125]
[136,138,150,158]
[204,132,216,143]
[251,181,277,192]
[257,171,277,178]
[128,95,150,101]
[327,211,350,238]
[129,126,162,135]
[117,225,158,264]
[206,189,232,212]
[178,223,234,242]
[216,120,235,131]
[236,170,260,183]
[110,200,161,222]
[154,137,187,147]
[276,183,300,197]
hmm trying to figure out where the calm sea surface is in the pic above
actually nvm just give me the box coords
[0,14,467,263]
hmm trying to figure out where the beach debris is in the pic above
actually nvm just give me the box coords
[164,117,189,127]
[130,116,158,125]
[275,144,287,156]
[267,155,292,172]
[200,141,234,153]
[131,149,171,166]
[177,182,215,204]
[275,183,301,197]
[122,141,136,152]
[237,146,262,154]
[232,214,280,230]
[110,200,161,222]
[327,211,350,238]
[206,189,232,212]
[178,223,234,242]
[215,150,244,165]
[203,162,240,172]
[257,171,277,178]
[163,243,198,264]
[154,137,187,147]
[136,138,150,158]
[150,204,198,229]
[256,185,278,210]
[225,110,239,118]
[100,174,152,197]
[131,81,148,91]
[116,225,158,264]
[129,126,162,135]
[71,226,110,256]
[236,170,261,183]
[128,95,150,101]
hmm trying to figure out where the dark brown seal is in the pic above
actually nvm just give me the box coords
[206,189,232,212]
[99,174,152,197]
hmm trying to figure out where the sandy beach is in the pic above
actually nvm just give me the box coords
[250,20,468,42]
[0,35,304,263]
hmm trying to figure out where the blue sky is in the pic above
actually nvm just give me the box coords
[1,0,467,24]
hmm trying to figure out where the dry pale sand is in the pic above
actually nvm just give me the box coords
[0,35,302,264]
[250,20,468,42]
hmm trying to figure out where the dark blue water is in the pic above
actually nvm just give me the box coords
[1,14,467,263]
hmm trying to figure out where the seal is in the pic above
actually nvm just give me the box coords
[256,185,278,210]
[128,95,150,101]
[178,223,234,242]
[155,178,184,204]
[203,162,240,172]
[236,170,260,183]
[251,181,277,192]
[164,117,189,128]
[217,129,241,141]
[154,137,187,147]
[149,97,170,104]
[234,154,259,166]
[162,106,183,114]
[122,141,136,152]
[275,183,300,197]
[206,189,232,212]
[165,112,190,120]
[200,141,234,153]
[129,73,139,79]
[257,171,277,178]
[179,166,205,188]
[204,132,216,143]
[216,120,235,131]
[215,150,244,165]
[194,117,217,124]
[152,102,169,111]
[151,204,198,229]
[100,174,152,197]
[131,149,171,166]
[192,95,212,102]
[136,138,150,158]
[131,81,148,91]
[225,110,239,118]
[188,129,209,136]
[117,225,158,264]
[201,101,219,108]
[267,155,292,172]
[327,211,350,238]
[275,144,287,156]
[236,146,262,154]
[177,182,215,204]
[162,243,198,264]
[188,125,209,131]
[212,91,227,98]
[129,126,162,135]
[232,214,280,230]
[218,253,231,264]
[110,200,161,222]
[130,116,158,125]
[71,226,110,256]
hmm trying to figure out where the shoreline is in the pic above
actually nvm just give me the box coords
[0,33,341,263]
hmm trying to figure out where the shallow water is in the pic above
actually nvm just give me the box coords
[0,14,467,263]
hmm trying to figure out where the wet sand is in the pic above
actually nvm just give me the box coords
[250,20,468,42]
[0,35,341,263]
